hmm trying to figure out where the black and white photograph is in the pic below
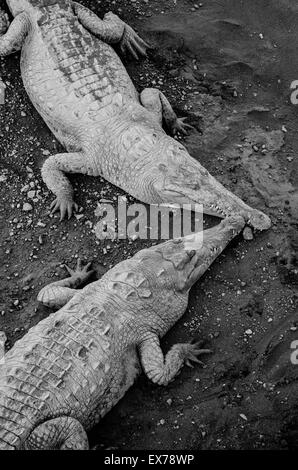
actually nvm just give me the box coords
[0,0,297,455]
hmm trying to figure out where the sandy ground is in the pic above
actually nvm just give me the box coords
[0,0,298,450]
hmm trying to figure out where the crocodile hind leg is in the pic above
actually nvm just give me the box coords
[37,259,93,309]
[41,152,96,220]
[140,88,194,135]
[72,3,149,58]
[24,417,88,450]
[0,11,29,55]
[138,332,211,386]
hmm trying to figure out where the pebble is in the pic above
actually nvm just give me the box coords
[240,413,248,421]
[23,203,33,211]
[245,329,253,336]
[243,227,254,240]
[36,221,46,227]
[27,190,35,199]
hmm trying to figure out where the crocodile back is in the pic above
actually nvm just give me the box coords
[0,286,140,449]
[18,1,138,148]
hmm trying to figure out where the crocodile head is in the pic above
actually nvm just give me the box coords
[183,215,246,263]
[153,138,271,232]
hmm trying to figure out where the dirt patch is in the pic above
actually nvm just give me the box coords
[1,0,298,450]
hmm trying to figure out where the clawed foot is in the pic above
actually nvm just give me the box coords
[64,258,93,282]
[0,10,9,35]
[120,24,150,59]
[50,197,78,221]
[182,341,212,368]
[172,117,195,136]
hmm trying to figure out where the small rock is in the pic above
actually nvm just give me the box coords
[240,413,248,421]
[23,203,33,212]
[245,329,253,336]
[243,227,254,240]
[36,221,46,227]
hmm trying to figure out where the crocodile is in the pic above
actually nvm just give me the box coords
[0,0,271,232]
[0,215,245,450]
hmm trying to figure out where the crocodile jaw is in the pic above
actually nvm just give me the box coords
[155,155,271,232]
[184,215,246,267]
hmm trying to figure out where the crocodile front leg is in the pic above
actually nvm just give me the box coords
[24,417,88,450]
[41,152,96,220]
[37,259,93,309]
[140,88,194,135]
[0,11,29,56]
[138,332,211,386]
[72,3,149,59]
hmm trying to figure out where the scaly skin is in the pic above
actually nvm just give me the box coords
[0,0,270,231]
[0,215,245,449]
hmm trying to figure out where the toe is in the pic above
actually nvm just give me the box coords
[60,205,67,221]
[64,264,74,276]
[85,262,92,271]
[76,258,82,270]
[185,360,194,368]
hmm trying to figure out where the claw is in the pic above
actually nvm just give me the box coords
[64,259,93,279]
[126,42,139,60]
[50,197,78,221]
[172,117,195,136]
[64,264,74,276]
[192,348,212,356]
[76,258,82,270]
[183,342,212,369]
[120,24,150,60]
[185,360,194,368]
[85,262,92,271]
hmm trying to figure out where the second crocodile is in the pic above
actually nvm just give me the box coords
[0,215,245,449]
